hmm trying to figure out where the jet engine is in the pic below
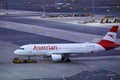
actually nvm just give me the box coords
[51,54,62,61]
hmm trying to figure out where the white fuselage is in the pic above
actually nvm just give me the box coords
[14,42,105,56]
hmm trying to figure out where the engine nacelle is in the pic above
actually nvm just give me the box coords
[51,54,62,61]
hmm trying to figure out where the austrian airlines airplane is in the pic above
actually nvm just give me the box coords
[14,26,120,62]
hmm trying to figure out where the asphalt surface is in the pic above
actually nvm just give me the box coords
[0,11,120,80]
[1,15,120,37]
[0,27,73,45]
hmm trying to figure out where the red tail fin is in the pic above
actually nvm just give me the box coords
[98,26,120,50]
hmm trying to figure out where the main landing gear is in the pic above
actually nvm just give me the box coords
[62,54,71,62]
[13,57,37,63]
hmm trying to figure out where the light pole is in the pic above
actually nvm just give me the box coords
[5,1,8,14]
[41,0,46,17]
[92,0,94,14]
[42,0,46,12]
[92,0,95,22]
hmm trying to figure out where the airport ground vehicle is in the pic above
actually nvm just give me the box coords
[13,58,37,63]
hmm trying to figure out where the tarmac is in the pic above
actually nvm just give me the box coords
[0,10,120,80]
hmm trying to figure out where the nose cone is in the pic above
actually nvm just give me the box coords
[14,50,19,55]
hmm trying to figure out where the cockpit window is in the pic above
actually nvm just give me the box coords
[18,48,25,50]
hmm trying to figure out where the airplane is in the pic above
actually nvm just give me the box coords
[13,26,120,63]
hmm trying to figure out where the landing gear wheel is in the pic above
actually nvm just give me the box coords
[65,58,71,62]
